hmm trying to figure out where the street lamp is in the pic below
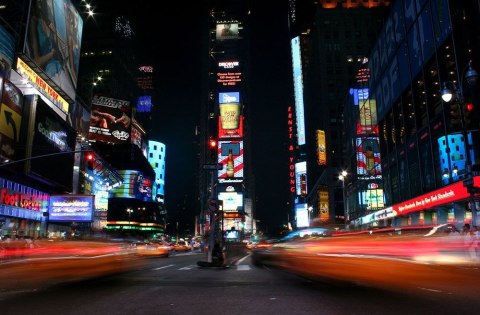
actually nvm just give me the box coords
[441,60,479,226]
[126,208,133,226]
[441,61,478,103]
[338,170,348,228]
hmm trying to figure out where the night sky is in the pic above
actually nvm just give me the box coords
[98,0,293,233]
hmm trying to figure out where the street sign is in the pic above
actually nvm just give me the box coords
[208,199,219,212]
[202,163,223,170]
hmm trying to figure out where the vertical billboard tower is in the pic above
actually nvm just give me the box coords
[201,1,252,241]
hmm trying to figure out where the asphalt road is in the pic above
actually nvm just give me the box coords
[0,250,478,315]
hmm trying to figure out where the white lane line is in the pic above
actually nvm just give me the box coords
[236,265,250,271]
[153,264,175,270]
[234,253,251,265]
[178,265,197,270]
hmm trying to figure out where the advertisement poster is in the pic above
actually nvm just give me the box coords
[317,188,329,222]
[88,95,132,144]
[0,80,23,161]
[218,141,244,179]
[48,195,94,222]
[356,137,382,176]
[24,0,83,100]
[216,23,239,40]
[110,170,152,201]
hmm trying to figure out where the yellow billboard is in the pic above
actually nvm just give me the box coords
[316,130,326,166]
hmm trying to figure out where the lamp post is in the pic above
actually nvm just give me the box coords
[338,170,348,228]
[441,61,479,226]
[126,208,133,227]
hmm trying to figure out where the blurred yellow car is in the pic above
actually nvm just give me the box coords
[173,240,191,252]
[131,241,170,257]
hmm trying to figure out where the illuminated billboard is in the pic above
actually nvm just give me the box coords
[0,80,23,161]
[317,186,329,222]
[349,88,369,106]
[357,99,378,134]
[316,130,326,166]
[136,95,152,113]
[218,191,243,212]
[110,170,153,201]
[218,141,243,179]
[295,161,307,196]
[218,115,244,139]
[291,37,306,145]
[88,95,132,144]
[48,195,94,222]
[216,23,239,40]
[219,92,241,134]
[217,61,242,87]
[359,186,385,210]
[356,137,381,177]
[438,133,473,185]
[295,203,309,228]
[24,0,83,101]
[16,58,69,114]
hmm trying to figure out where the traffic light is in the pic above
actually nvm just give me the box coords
[208,138,217,162]
[463,102,475,128]
[86,153,94,171]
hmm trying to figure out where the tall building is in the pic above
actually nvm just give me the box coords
[302,0,390,226]
[77,2,164,235]
[0,0,97,237]
[198,0,254,240]
[349,0,480,229]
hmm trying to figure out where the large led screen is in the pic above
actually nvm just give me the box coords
[216,23,239,40]
[217,61,242,87]
[291,36,306,145]
[295,161,307,196]
[358,188,385,210]
[295,203,309,228]
[110,170,153,201]
[24,0,83,101]
[219,92,242,136]
[48,195,94,222]
[438,133,474,184]
[218,191,243,212]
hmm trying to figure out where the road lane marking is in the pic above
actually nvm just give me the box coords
[178,265,197,270]
[237,265,250,271]
[153,264,175,270]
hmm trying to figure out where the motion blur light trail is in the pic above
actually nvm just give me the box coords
[0,240,146,291]
[252,228,480,300]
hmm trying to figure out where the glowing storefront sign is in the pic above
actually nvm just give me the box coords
[359,176,480,224]
[16,58,69,114]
